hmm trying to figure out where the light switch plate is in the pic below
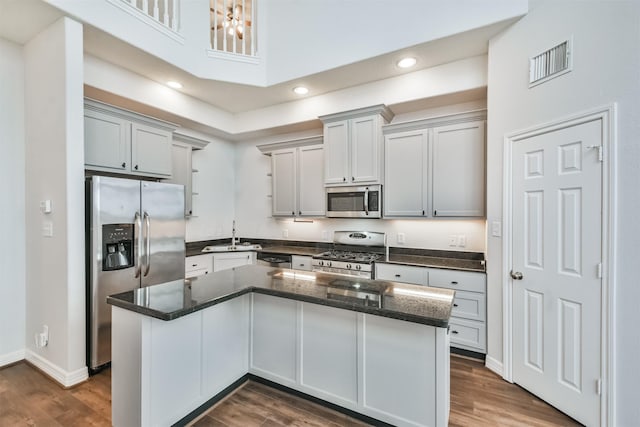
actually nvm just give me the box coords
[42,221,53,237]
[448,235,457,247]
[491,221,502,237]
[397,233,405,244]
[457,235,467,247]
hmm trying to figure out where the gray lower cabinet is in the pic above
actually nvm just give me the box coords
[375,263,487,354]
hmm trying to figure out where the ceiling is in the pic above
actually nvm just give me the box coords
[0,0,514,114]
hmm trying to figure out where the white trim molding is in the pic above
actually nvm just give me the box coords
[0,349,25,367]
[502,104,616,427]
[25,350,89,387]
[485,355,503,377]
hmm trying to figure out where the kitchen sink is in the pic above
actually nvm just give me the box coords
[201,243,262,252]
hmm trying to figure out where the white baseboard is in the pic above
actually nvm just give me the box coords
[485,355,504,376]
[25,350,88,387]
[0,349,25,367]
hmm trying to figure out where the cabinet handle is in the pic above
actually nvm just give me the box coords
[451,281,458,285]
[292,211,295,215]
[434,210,437,216]
[343,177,346,182]
[422,210,425,216]
[451,330,459,335]
[299,264,304,267]
[351,176,354,181]
[453,303,459,307]
[299,211,302,215]
[191,264,197,267]
[134,164,139,170]
[395,274,401,278]
[121,162,126,168]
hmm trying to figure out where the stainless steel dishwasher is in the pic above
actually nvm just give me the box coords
[256,252,292,268]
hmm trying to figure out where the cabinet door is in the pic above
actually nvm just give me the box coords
[84,109,130,172]
[251,294,298,385]
[131,122,173,177]
[351,115,380,183]
[212,252,254,272]
[272,149,297,217]
[300,303,358,405]
[323,120,350,185]
[432,121,485,217]
[384,130,428,217]
[298,145,325,216]
[165,142,192,216]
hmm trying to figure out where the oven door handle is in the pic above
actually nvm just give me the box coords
[364,188,369,216]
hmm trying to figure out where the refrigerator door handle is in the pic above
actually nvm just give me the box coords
[143,211,151,277]
[134,211,142,278]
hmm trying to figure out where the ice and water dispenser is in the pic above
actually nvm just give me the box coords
[102,224,134,271]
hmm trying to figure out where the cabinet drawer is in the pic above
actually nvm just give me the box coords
[375,263,426,285]
[185,255,212,278]
[448,318,486,353]
[428,268,485,293]
[291,255,312,271]
[451,290,485,322]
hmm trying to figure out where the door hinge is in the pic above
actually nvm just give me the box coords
[597,262,602,279]
[596,379,602,395]
[587,145,603,162]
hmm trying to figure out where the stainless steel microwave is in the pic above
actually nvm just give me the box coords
[326,185,382,218]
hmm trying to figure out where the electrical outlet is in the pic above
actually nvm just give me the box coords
[448,235,457,247]
[42,221,53,237]
[397,233,406,244]
[457,235,467,247]
[283,229,289,238]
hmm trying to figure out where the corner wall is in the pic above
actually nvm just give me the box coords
[487,1,640,424]
[0,37,26,366]
[24,17,87,385]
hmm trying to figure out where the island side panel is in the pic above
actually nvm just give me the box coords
[202,294,250,396]
[112,306,144,427]
[361,314,438,427]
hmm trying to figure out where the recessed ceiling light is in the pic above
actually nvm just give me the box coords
[293,86,309,95]
[166,81,183,89]
[397,57,417,69]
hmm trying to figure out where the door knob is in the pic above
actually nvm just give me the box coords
[510,270,524,280]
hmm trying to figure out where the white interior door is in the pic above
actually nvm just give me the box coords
[511,119,602,426]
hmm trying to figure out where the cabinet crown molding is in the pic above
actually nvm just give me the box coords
[172,130,211,150]
[383,109,487,134]
[257,135,323,156]
[319,104,394,124]
[84,98,178,132]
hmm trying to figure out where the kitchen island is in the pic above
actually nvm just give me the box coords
[107,265,454,427]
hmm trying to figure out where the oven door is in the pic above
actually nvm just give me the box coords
[326,185,381,218]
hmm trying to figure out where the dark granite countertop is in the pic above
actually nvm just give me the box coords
[258,245,326,257]
[107,265,454,328]
[382,254,485,272]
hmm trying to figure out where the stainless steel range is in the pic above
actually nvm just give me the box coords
[312,231,386,278]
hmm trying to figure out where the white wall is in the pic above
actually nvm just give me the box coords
[234,102,487,252]
[264,0,526,85]
[24,17,87,385]
[0,37,26,366]
[186,136,237,241]
[486,1,640,424]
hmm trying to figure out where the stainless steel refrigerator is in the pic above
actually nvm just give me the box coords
[86,176,185,372]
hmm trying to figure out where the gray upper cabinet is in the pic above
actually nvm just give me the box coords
[84,99,176,179]
[320,105,394,187]
[270,143,325,218]
[258,136,325,218]
[431,121,485,217]
[84,109,129,172]
[383,111,486,218]
[167,130,210,217]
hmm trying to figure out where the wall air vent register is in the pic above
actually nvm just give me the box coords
[529,38,572,87]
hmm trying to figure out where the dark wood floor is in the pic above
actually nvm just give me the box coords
[0,356,580,426]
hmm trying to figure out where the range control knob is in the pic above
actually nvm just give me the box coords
[327,261,332,267]
[318,260,324,267]
[355,265,361,270]
[346,264,352,269]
